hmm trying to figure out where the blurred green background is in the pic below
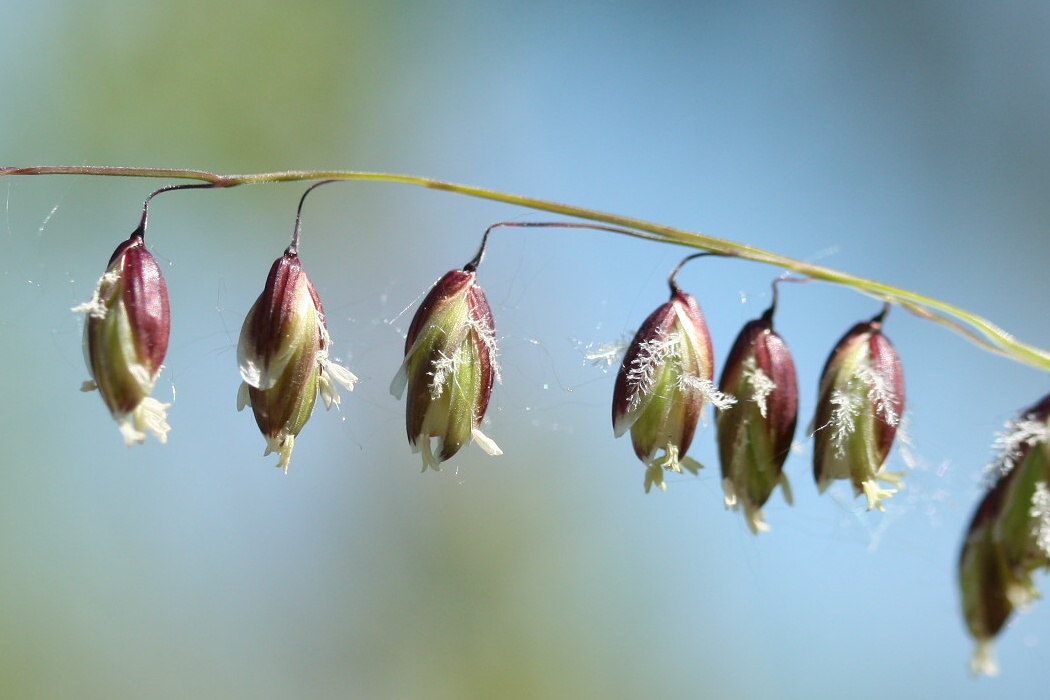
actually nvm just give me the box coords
[3,1,1050,698]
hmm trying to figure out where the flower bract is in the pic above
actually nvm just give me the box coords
[716,307,798,533]
[812,309,905,510]
[391,267,501,471]
[612,284,731,492]
[237,249,357,471]
[75,232,172,445]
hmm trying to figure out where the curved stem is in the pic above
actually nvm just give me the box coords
[289,179,337,255]
[4,164,1049,372]
[469,220,667,272]
[667,251,717,295]
[137,182,215,239]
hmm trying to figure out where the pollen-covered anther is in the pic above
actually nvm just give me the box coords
[642,443,700,494]
[263,433,295,471]
[660,442,683,473]
[318,356,358,410]
[860,467,905,512]
[644,466,668,494]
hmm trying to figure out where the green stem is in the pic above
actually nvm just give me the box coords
[4,164,1048,371]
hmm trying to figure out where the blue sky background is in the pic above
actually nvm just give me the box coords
[2,2,1050,698]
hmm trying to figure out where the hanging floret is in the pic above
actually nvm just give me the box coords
[612,253,734,492]
[73,185,207,445]
[812,304,905,510]
[716,283,798,533]
[391,229,501,471]
[959,392,1050,676]
[237,182,357,471]
[75,230,172,445]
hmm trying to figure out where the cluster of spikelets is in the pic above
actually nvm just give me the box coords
[611,254,905,532]
[76,185,361,472]
[73,187,1044,675]
[75,184,507,474]
[610,255,1050,675]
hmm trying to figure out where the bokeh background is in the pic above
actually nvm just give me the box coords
[2,2,1050,698]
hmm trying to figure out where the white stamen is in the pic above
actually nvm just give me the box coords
[745,507,771,534]
[970,639,999,677]
[318,360,358,410]
[861,469,903,511]
[722,477,738,509]
[324,360,358,392]
[471,427,502,456]
[659,442,682,473]
[420,437,442,472]
[261,433,294,474]
[115,396,171,446]
[117,420,146,446]
[135,396,172,444]
[71,271,119,319]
